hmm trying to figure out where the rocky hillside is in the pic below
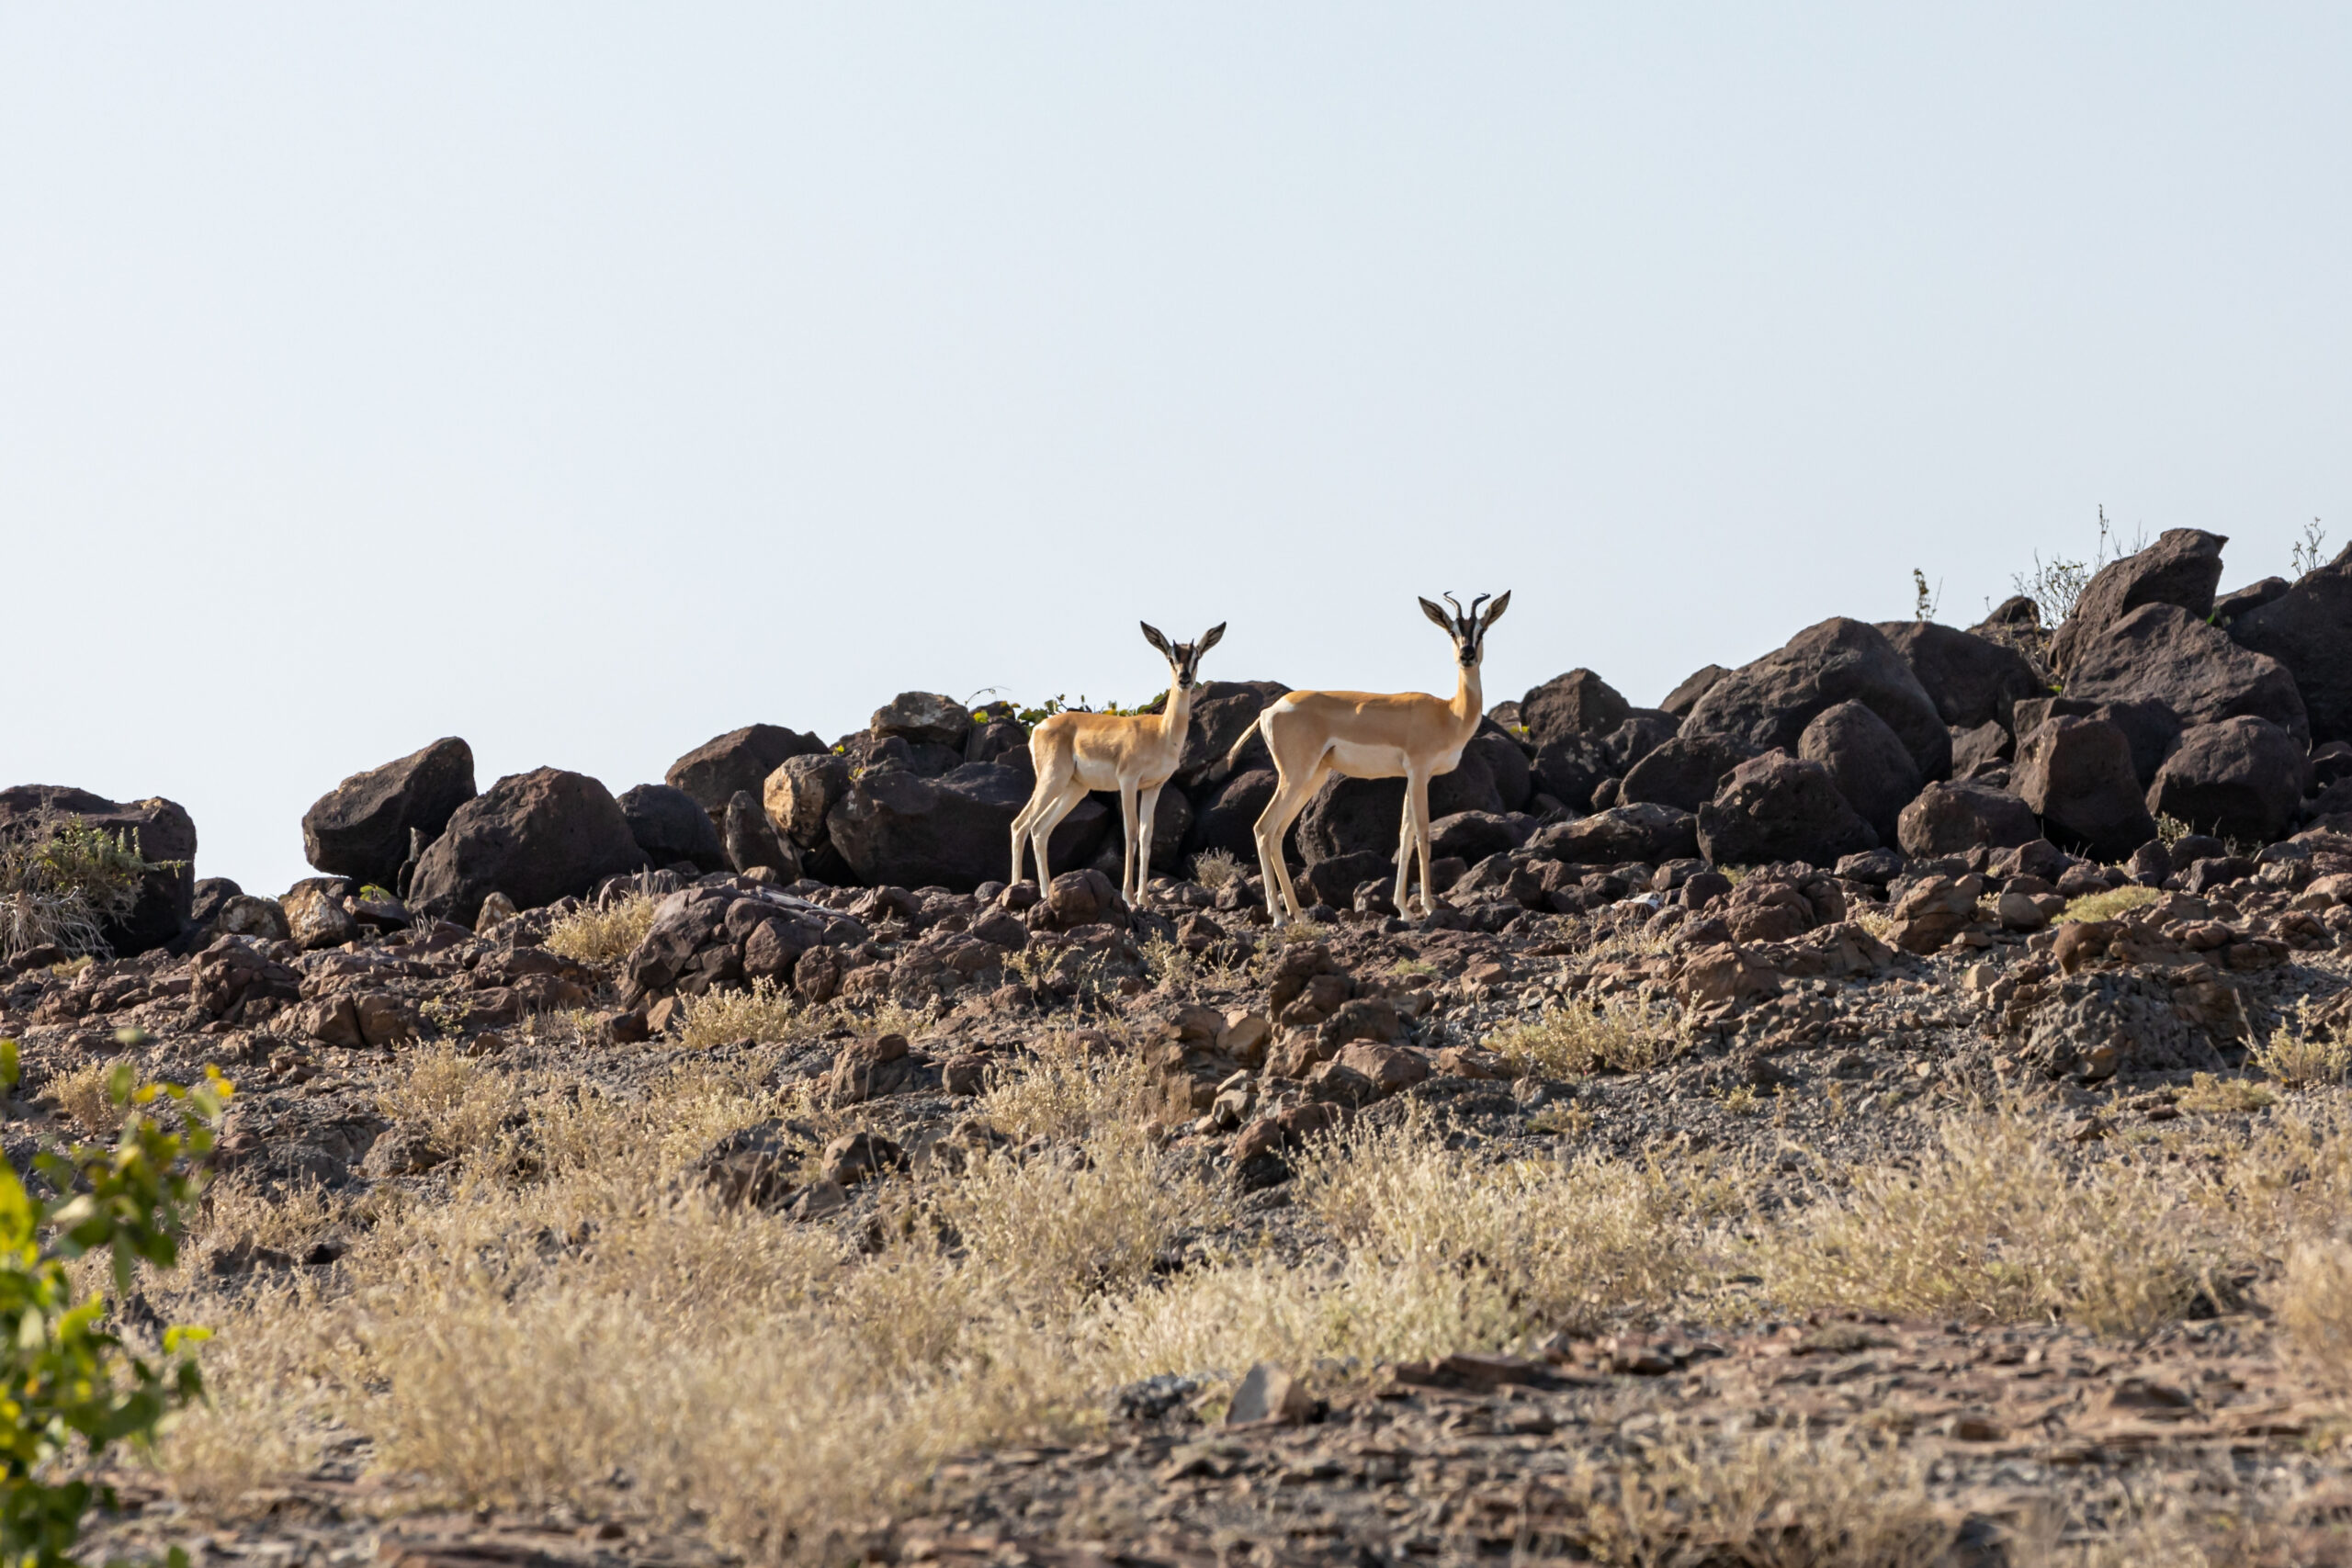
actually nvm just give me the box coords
[13,525,2352,1566]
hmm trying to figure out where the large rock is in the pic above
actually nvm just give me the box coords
[1875,622,2044,730]
[1895,781,2041,858]
[616,784,726,872]
[1464,729,1533,812]
[829,762,1106,891]
[1530,803,1698,865]
[2013,694,2182,785]
[2013,716,2156,859]
[2215,578,2290,623]
[408,768,650,926]
[1520,670,1629,748]
[1427,810,1532,865]
[2146,717,2309,843]
[1186,768,1279,863]
[1296,753,1503,865]
[723,791,799,878]
[1682,617,1951,781]
[2229,547,2352,747]
[2050,528,2228,675]
[1175,681,1293,787]
[1530,736,1612,811]
[300,738,476,888]
[1618,734,1763,813]
[1796,700,1921,846]
[764,753,852,848]
[1605,710,1680,773]
[664,725,828,815]
[1661,664,1730,717]
[0,785,198,955]
[1694,753,1877,869]
[870,693,972,750]
[2064,604,2308,744]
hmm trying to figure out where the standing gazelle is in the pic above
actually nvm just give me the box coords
[1231,592,1510,923]
[1012,621,1226,902]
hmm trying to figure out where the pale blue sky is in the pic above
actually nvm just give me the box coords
[5,6,2346,896]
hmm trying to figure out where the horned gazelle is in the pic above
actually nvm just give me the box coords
[1229,592,1510,924]
[1011,621,1226,902]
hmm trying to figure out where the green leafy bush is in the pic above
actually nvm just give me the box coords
[0,1041,230,1568]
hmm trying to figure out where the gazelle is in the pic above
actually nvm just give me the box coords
[1011,621,1226,902]
[1227,592,1510,924]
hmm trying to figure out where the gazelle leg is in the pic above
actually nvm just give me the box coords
[1391,778,1419,914]
[1117,781,1141,905]
[1410,773,1436,917]
[1253,762,1327,924]
[1135,784,1160,904]
[1031,782,1088,890]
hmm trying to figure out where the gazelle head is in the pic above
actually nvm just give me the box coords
[1140,621,1227,692]
[1419,591,1511,669]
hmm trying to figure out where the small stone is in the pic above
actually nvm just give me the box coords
[475,891,519,934]
[1226,1362,1314,1426]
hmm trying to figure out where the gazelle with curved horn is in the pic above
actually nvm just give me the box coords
[1229,592,1510,923]
[1012,621,1227,902]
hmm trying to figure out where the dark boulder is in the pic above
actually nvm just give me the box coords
[617,784,726,873]
[1464,729,1532,812]
[408,768,650,927]
[1520,670,1629,748]
[2064,604,2307,744]
[870,693,973,750]
[1797,700,1921,846]
[1952,721,2012,778]
[1662,664,1730,718]
[1531,735,1612,812]
[1895,781,2040,858]
[1605,710,1681,772]
[665,725,828,816]
[300,738,476,888]
[2146,717,2309,844]
[1186,768,1280,863]
[1695,753,1877,869]
[1875,622,2044,730]
[2215,578,2290,624]
[0,785,198,954]
[830,762,1106,892]
[2012,694,2183,785]
[1532,803,1699,865]
[189,877,243,932]
[2229,547,2352,746]
[1618,734,1764,814]
[1174,681,1293,787]
[1297,753,1503,865]
[1427,811,1530,866]
[1301,852,1391,910]
[723,791,798,878]
[2049,527,2228,675]
[2013,716,2157,860]
[1682,617,1951,781]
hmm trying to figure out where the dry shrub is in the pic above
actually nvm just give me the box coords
[1485,997,1686,1078]
[978,1028,1158,1143]
[676,977,809,1048]
[1189,849,1244,890]
[1758,1103,2206,1336]
[2055,884,2158,924]
[542,893,659,965]
[377,1042,520,1163]
[2274,1239,2352,1386]
[2249,1002,2352,1087]
[1571,1424,1956,1568]
[49,1060,119,1135]
[2176,1072,2274,1114]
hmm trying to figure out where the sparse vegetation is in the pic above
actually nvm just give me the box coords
[674,977,811,1048]
[1188,849,1244,890]
[2177,1072,2275,1114]
[47,1062,120,1136]
[0,817,163,963]
[1484,997,1687,1078]
[2291,515,2330,579]
[2011,503,2143,628]
[542,892,659,964]
[2250,1003,2352,1088]
[2054,884,2158,923]
[2154,810,2192,847]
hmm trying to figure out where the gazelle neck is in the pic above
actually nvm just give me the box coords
[1158,678,1194,747]
[1449,659,1484,739]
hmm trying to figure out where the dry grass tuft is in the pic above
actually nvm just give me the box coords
[1757,1102,2206,1336]
[1483,997,1686,1078]
[2250,1003,2352,1088]
[49,1060,120,1135]
[2177,1072,2275,1114]
[978,1028,1158,1144]
[675,977,812,1048]
[542,893,659,964]
[1188,849,1245,890]
[2274,1238,2352,1386]
[377,1042,521,1163]
[2055,884,2159,924]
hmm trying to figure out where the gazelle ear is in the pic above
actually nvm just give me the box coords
[1197,623,1226,652]
[1140,622,1174,659]
[1480,591,1511,627]
[1418,597,1455,633]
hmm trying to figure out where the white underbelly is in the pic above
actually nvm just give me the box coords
[1327,739,1411,778]
[1074,759,1166,793]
